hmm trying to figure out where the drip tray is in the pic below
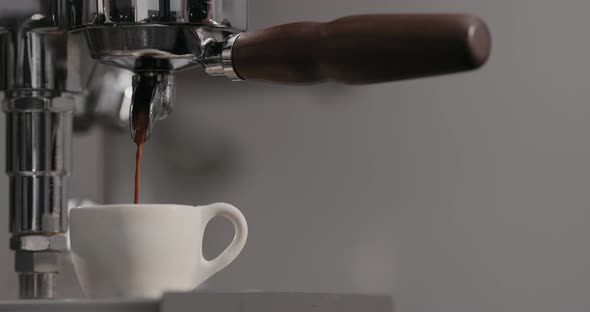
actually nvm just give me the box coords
[0,292,392,312]
[0,298,157,312]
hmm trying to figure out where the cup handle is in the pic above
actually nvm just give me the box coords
[200,203,248,277]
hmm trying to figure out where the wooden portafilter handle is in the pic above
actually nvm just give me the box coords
[231,14,491,84]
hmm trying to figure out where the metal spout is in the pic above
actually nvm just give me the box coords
[130,73,175,143]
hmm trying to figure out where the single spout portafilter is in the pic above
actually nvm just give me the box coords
[0,0,491,299]
[70,2,491,144]
[0,0,492,299]
[129,73,174,142]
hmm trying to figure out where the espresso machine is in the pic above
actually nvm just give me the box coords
[0,0,491,302]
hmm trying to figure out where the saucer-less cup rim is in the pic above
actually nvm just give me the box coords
[72,203,220,210]
[69,202,248,298]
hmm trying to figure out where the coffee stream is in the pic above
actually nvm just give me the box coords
[131,98,150,204]
[134,141,145,204]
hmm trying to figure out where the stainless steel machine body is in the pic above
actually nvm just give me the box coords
[0,1,132,299]
[2,1,75,299]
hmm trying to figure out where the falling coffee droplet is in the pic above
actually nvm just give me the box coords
[131,77,156,204]
[134,141,145,204]
[133,106,150,205]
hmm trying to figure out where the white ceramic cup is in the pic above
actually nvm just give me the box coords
[69,203,248,298]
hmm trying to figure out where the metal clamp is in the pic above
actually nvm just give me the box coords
[203,34,243,81]
[221,34,242,81]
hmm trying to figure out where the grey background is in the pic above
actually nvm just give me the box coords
[2,0,590,311]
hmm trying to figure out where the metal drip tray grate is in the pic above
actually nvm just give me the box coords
[0,298,158,312]
[0,292,392,312]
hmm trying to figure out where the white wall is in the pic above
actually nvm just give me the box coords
[3,0,590,311]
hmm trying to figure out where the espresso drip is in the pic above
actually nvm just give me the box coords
[131,81,153,204]
[133,108,149,204]
[134,142,145,204]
